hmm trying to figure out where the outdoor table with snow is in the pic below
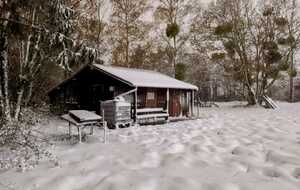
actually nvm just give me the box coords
[61,110,104,143]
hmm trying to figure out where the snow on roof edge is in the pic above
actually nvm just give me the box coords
[93,64,198,90]
[48,64,198,94]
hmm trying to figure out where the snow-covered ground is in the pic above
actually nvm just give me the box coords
[1,102,300,190]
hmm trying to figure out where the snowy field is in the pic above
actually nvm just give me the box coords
[1,102,300,190]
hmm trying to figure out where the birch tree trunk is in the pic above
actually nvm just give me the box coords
[0,43,11,122]
[0,12,12,123]
[245,68,257,105]
[24,82,33,106]
[14,8,37,120]
[173,35,177,78]
[14,88,25,120]
[246,85,256,105]
[289,53,295,102]
[0,52,3,115]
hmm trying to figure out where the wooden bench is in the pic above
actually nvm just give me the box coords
[136,108,169,124]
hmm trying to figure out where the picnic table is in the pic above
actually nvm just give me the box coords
[61,110,107,143]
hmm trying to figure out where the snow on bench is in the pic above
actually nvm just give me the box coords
[69,110,102,123]
[61,114,99,127]
[136,113,169,119]
[137,108,167,114]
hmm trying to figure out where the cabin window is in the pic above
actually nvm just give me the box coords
[65,84,78,104]
[59,92,64,103]
[137,96,142,104]
[147,92,155,100]
[66,97,78,104]
[109,86,115,92]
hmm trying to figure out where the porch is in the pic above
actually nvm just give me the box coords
[131,87,195,123]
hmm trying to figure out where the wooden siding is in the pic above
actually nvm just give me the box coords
[137,88,167,109]
[49,67,133,114]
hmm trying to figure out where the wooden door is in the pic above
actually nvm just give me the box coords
[169,90,181,117]
[157,89,167,109]
[88,84,104,112]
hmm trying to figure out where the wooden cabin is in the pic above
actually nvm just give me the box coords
[48,64,198,123]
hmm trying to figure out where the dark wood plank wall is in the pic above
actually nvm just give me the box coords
[137,88,167,109]
[49,67,133,114]
[157,89,167,108]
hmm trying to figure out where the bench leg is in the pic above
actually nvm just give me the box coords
[68,122,71,138]
[104,122,107,144]
[78,127,82,143]
[90,126,94,135]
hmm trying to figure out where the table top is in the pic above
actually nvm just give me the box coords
[61,114,98,126]
[69,110,102,122]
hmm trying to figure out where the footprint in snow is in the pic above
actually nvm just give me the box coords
[263,167,282,178]
[165,143,185,154]
[292,168,300,179]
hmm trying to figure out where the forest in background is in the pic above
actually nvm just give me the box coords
[1,0,300,120]
[1,0,300,112]
[1,0,300,168]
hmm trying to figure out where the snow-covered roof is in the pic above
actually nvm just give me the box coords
[93,64,198,90]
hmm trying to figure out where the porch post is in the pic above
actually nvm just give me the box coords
[166,88,170,113]
[134,89,138,123]
[191,90,195,117]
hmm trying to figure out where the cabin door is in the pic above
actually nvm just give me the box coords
[88,84,104,112]
[169,90,181,117]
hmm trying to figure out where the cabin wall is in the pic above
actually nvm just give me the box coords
[49,67,133,114]
[137,88,167,109]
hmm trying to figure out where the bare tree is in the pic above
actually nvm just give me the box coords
[72,0,109,59]
[190,0,300,105]
[110,0,149,67]
[0,0,100,122]
[279,0,300,102]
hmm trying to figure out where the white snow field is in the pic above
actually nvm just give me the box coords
[1,102,300,190]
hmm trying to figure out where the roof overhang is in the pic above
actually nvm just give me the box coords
[47,64,198,95]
